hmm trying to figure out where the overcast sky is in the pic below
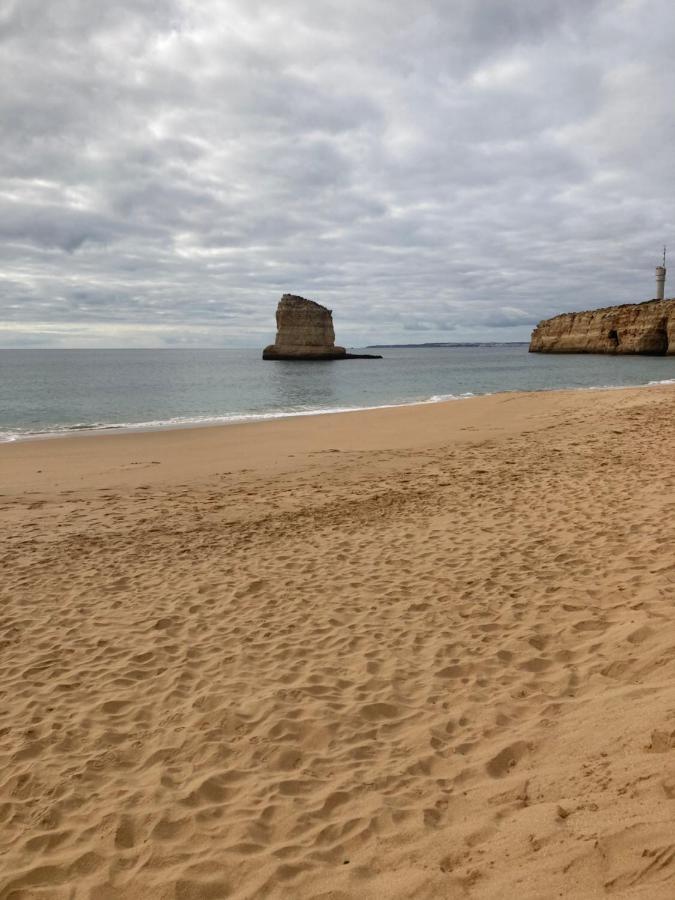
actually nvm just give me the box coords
[1,0,674,348]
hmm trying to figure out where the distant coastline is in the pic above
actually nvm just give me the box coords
[365,341,530,348]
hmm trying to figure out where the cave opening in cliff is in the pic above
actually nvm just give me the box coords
[608,329,619,348]
[640,322,669,355]
[652,322,669,355]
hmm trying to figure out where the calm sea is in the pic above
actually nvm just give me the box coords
[1,345,675,442]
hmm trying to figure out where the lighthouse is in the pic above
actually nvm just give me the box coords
[656,246,666,300]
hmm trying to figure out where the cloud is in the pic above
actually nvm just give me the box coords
[482,306,539,328]
[1,0,674,347]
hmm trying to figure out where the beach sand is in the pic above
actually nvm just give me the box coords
[2,385,675,899]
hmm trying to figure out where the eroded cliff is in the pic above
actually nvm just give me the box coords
[530,299,675,355]
[262,294,381,360]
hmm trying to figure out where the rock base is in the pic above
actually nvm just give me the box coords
[263,345,345,360]
[263,345,382,361]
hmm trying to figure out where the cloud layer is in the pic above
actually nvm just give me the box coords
[2,0,674,347]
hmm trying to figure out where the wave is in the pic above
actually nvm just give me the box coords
[3,378,675,444]
[0,393,477,443]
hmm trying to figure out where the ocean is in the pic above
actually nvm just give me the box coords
[2,345,675,442]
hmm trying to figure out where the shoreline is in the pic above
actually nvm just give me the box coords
[0,391,476,445]
[3,374,675,446]
[1,383,663,493]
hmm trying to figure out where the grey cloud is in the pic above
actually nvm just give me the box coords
[481,307,539,328]
[0,202,128,251]
[1,0,674,347]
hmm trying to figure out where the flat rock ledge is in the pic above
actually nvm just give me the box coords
[530,298,675,355]
[262,294,382,360]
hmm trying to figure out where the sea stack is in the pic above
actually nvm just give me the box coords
[262,294,381,360]
[530,299,675,355]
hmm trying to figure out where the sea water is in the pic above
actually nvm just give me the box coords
[1,345,675,442]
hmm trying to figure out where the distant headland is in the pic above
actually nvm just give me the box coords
[263,294,381,361]
[530,298,675,355]
[367,342,528,349]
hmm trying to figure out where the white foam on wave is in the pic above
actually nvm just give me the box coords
[585,378,675,391]
[428,391,477,402]
[0,392,477,443]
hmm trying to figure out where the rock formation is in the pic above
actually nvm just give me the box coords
[530,299,675,355]
[262,294,382,360]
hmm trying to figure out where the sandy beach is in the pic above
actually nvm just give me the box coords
[2,385,675,899]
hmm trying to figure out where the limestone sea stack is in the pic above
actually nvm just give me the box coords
[262,294,382,360]
[530,298,675,355]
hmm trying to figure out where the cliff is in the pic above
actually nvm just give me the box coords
[529,299,675,355]
[262,294,381,360]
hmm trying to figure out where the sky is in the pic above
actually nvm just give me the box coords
[1,0,674,348]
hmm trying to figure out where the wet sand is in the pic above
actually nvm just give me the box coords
[2,386,675,899]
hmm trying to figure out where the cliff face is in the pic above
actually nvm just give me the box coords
[530,299,675,355]
[262,294,381,360]
[262,294,345,360]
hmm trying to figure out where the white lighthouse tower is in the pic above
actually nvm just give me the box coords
[656,246,666,300]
